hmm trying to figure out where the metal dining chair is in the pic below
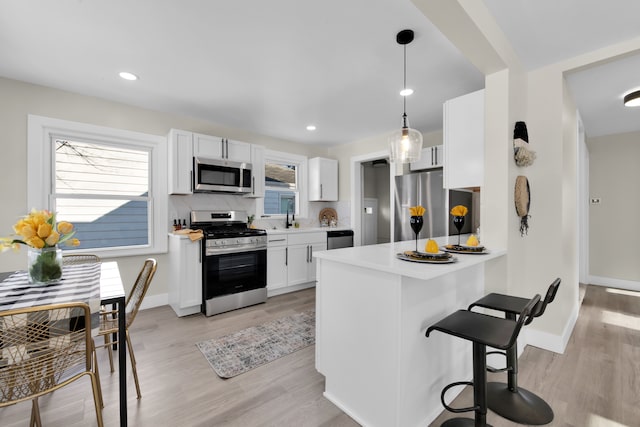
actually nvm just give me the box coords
[97,258,157,399]
[0,302,104,427]
[62,253,101,265]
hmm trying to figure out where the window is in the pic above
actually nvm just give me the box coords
[28,115,168,257]
[262,151,307,218]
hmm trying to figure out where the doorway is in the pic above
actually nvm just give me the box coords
[350,150,393,247]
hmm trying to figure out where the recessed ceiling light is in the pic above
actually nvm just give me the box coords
[400,88,414,96]
[306,125,316,131]
[624,90,640,107]
[119,72,138,81]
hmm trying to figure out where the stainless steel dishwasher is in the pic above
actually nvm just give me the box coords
[327,229,354,250]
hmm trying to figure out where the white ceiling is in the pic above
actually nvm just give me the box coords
[1,1,639,144]
[484,0,640,138]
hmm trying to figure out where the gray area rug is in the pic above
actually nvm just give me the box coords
[196,310,315,378]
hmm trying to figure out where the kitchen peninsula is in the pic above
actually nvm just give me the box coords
[314,238,506,427]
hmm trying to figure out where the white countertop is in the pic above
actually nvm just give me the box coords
[314,236,505,281]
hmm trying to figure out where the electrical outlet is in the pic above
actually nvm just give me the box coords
[590,198,601,204]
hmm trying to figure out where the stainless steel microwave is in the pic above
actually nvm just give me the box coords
[193,157,252,194]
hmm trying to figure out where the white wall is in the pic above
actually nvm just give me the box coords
[0,76,328,301]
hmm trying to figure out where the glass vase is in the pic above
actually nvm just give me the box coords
[28,246,63,284]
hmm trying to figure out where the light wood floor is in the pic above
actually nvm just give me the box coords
[2,285,639,426]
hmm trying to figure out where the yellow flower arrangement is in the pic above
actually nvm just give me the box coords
[1,209,80,284]
[1,209,80,251]
[450,205,468,217]
[409,205,426,217]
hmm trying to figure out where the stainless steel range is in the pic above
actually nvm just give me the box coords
[191,210,267,316]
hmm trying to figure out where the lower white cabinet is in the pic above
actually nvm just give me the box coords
[168,234,202,317]
[266,236,288,290]
[267,231,327,296]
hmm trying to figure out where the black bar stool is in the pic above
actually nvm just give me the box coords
[426,294,541,427]
[467,278,561,425]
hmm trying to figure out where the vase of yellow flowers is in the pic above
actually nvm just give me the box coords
[1,209,80,284]
[450,205,468,246]
[409,205,425,252]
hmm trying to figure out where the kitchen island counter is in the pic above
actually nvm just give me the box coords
[313,238,505,427]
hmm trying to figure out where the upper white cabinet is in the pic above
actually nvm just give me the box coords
[410,144,443,171]
[193,134,251,163]
[244,144,265,198]
[168,129,194,195]
[308,157,338,201]
[443,89,484,189]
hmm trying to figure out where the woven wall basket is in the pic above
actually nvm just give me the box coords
[515,175,530,236]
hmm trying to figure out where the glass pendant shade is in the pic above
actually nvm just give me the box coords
[389,29,422,164]
[389,115,423,163]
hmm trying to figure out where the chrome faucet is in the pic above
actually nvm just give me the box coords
[286,205,294,228]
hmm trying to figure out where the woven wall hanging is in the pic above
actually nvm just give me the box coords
[515,175,530,236]
[513,121,536,167]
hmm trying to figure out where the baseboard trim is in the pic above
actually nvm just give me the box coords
[522,291,579,355]
[139,293,168,311]
[588,275,640,292]
[267,282,315,298]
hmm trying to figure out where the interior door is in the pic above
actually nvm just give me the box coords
[362,198,378,246]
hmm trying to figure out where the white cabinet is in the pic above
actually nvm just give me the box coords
[192,132,222,159]
[307,241,325,282]
[266,236,288,290]
[193,134,251,163]
[225,139,252,163]
[443,89,484,189]
[287,243,310,286]
[244,144,265,198]
[168,234,202,317]
[410,144,444,171]
[308,157,338,201]
[168,129,194,194]
[266,231,327,296]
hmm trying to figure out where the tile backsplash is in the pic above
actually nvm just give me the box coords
[169,194,351,231]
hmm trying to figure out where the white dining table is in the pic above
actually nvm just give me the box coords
[0,261,128,427]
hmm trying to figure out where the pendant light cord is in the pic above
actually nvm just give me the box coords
[402,43,408,128]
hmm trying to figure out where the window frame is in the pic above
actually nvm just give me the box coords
[27,115,168,257]
[260,150,308,219]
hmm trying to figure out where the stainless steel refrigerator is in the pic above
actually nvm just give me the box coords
[394,170,447,242]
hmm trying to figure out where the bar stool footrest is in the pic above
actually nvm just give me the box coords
[486,381,554,425]
[486,350,508,373]
[441,381,478,414]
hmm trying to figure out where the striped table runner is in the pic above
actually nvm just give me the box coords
[0,262,102,334]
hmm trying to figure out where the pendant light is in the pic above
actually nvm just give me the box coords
[389,29,423,163]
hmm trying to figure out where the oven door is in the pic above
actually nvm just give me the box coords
[194,157,252,193]
[203,248,267,299]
